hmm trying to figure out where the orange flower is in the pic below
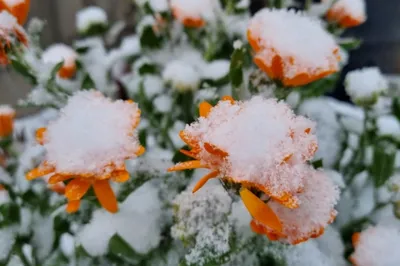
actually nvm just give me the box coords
[0,105,15,138]
[248,9,340,87]
[26,91,145,213]
[170,0,219,28]
[42,44,77,79]
[171,6,205,28]
[167,96,337,244]
[0,10,28,65]
[326,0,366,28]
[0,0,30,25]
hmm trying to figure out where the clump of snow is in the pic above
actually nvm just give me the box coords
[248,9,340,81]
[345,67,388,105]
[328,0,367,25]
[135,0,169,12]
[32,214,54,260]
[42,91,141,176]
[7,255,24,266]
[202,60,230,81]
[233,40,243,50]
[154,94,173,113]
[0,105,15,116]
[170,0,221,24]
[42,44,77,69]
[76,6,108,33]
[78,182,162,256]
[0,227,16,261]
[376,115,400,139]
[142,75,164,98]
[284,240,337,266]
[60,233,75,257]
[0,10,24,32]
[0,190,10,205]
[350,226,400,266]
[163,60,200,92]
[194,87,218,103]
[2,0,25,7]
[324,169,345,189]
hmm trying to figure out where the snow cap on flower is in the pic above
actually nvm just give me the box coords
[163,60,200,92]
[247,8,340,87]
[170,0,221,28]
[0,105,15,137]
[42,44,78,79]
[350,226,400,266]
[253,169,339,244]
[0,0,30,25]
[326,0,366,28]
[345,67,388,106]
[76,6,108,34]
[0,10,27,64]
[26,91,145,213]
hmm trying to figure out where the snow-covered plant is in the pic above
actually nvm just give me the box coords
[2,0,400,265]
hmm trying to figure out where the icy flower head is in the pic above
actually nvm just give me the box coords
[247,9,340,87]
[345,67,388,106]
[42,44,78,79]
[0,0,30,25]
[0,10,27,64]
[0,105,15,138]
[75,6,108,35]
[26,91,145,213]
[170,0,220,28]
[350,226,400,266]
[163,60,200,92]
[326,0,366,28]
[169,96,338,244]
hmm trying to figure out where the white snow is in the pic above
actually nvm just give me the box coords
[0,190,10,205]
[345,67,388,104]
[202,60,230,81]
[76,6,108,32]
[2,0,25,7]
[0,105,15,116]
[170,0,221,24]
[154,94,173,113]
[142,75,164,98]
[42,44,77,68]
[163,60,200,92]
[135,0,169,12]
[0,227,16,261]
[377,115,400,139]
[60,233,75,257]
[329,0,367,25]
[32,214,54,260]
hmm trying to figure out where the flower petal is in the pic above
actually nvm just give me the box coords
[48,174,71,185]
[93,180,118,213]
[199,101,212,118]
[66,200,81,213]
[65,179,91,201]
[192,171,219,193]
[35,127,47,145]
[135,145,145,156]
[167,160,207,172]
[26,164,55,180]
[112,170,130,183]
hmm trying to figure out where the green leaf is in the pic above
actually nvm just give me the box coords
[11,59,37,84]
[0,203,20,227]
[140,25,162,49]
[339,38,363,51]
[392,98,400,122]
[138,63,158,75]
[79,23,109,37]
[108,234,142,264]
[81,74,95,90]
[230,46,245,99]
[312,159,324,169]
[369,141,396,187]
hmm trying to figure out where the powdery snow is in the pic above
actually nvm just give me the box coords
[2,0,25,7]
[0,227,16,261]
[202,60,230,81]
[350,226,400,266]
[42,91,141,176]
[376,115,400,139]
[170,0,221,24]
[329,0,367,24]
[345,67,388,104]
[0,105,15,116]
[248,9,339,79]
[42,44,77,68]
[76,6,108,32]
[163,60,200,92]
[154,94,173,113]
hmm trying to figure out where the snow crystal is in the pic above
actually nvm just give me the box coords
[154,94,172,113]
[0,227,16,261]
[42,44,77,69]
[248,9,339,80]
[43,91,141,175]
[377,115,400,139]
[170,0,221,24]
[202,60,230,81]
[345,67,388,104]
[351,226,400,266]
[76,6,108,32]
[78,182,162,256]
[163,60,200,92]
[60,233,75,257]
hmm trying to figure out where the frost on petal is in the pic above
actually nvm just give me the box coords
[350,226,400,266]
[266,170,339,244]
[43,91,141,176]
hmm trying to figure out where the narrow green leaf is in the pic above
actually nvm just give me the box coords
[392,98,400,121]
[230,47,245,99]
[11,59,37,84]
[108,234,142,263]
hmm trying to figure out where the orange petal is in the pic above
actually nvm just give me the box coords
[26,164,55,180]
[280,153,293,165]
[167,160,207,172]
[93,180,118,213]
[50,183,65,195]
[199,101,213,118]
[240,188,282,233]
[221,95,235,104]
[35,127,47,145]
[352,232,361,247]
[180,149,198,159]
[65,179,91,201]
[48,174,71,185]
[135,145,145,156]
[112,170,130,183]
[204,142,228,158]
[250,219,267,234]
[66,200,81,213]
[304,128,311,134]
[192,171,219,193]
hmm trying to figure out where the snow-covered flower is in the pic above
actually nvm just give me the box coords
[163,60,200,92]
[0,105,15,138]
[0,0,30,25]
[170,0,221,28]
[42,44,78,79]
[26,91,145,213]
[75,6,108,34]
[247,9,340,87]
[350,226,400,266]
[0,10,28,64]
[345,67,388,106]
[169,96,338,244]
[326,0,366,28]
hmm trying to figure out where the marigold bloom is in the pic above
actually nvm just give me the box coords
[326,0,366,28]
[0,0,30,25]
[0,10,28,65]
[26,91,145,213]
[168,96,338,244]
[350,226,400,266]
[170,0,219,28]
[0,105,15,138]
[42,44,78,79]
[247,9,340,87]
